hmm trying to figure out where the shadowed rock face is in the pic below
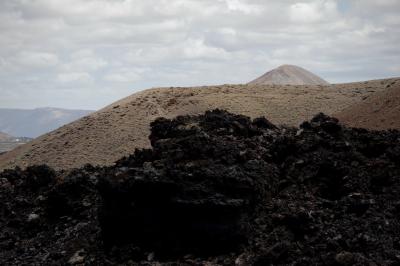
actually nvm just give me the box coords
[1,110,400,265]
[99,111,280,256]
[249,64,329,85]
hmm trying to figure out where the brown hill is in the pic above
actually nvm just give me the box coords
[248,64,329,85]
[335,79,400,130]
[0,78,398,170]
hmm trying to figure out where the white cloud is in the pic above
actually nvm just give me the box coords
[290,0,338,23]
[57,72,92,83]
[354,25,385,37]
[15,51,59,68]
[17,0,142,20]
[104,68,146,83]
[61,50,108,72]
[182,38,229,59]
[223,0,262,14]
[0,0,399,109]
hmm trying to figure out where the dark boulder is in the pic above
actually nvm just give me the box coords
[98,110,279,257]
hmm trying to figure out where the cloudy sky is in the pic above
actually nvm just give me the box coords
[0,0,399,110]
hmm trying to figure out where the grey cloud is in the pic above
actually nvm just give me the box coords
[0,0,399,109]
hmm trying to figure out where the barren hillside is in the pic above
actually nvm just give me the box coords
[249,64,329,85]
[335,79,400,130]
[0,78,398,170]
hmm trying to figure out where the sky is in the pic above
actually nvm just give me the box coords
[0,0,399,110]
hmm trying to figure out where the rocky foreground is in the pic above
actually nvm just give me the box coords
[1,110,400,265]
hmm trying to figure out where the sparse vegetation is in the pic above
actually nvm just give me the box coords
[1,78,398,170]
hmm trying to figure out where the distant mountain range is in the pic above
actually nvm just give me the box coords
[0,107,93,138]
[0,132,13,142]
[0,131,32,142]
[0,131,32,154]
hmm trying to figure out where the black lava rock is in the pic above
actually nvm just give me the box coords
[98,110,279,257]
[1,109,400,265]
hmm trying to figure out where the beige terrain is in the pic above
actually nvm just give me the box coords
[249,65,329,85]
[0,77,398,170]
[335,79,400,130]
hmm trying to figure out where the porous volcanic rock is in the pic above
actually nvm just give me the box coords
[1,110,400,265]
[99,111,280,257]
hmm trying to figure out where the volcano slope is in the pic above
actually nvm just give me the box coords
[1,110,400,265]
[335,79,400,130]
[0,77,398,170]
[248,64,329,85]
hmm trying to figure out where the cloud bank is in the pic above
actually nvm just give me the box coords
[0,0,399,109]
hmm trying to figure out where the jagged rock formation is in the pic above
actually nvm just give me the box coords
[1,110,400,265]
[99,112,279,257]
[1,78,398,170]
[248,64,329,85]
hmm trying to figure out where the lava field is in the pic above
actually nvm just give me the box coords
[1,109,400,265]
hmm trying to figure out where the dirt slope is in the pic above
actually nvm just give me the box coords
[248,64,329,85]
[0,78,398,170]
[335,79,400,130]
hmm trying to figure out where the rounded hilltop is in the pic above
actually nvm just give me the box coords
[0,77,398,170]
[249,64,329,85]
